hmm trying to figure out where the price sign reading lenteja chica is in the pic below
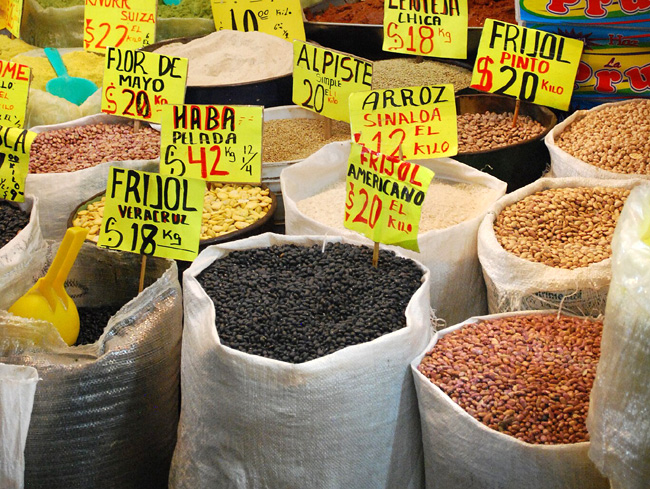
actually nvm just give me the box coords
[0,126,36,202]
[160,104,263,184]
[211,0,305,41]
[383,0,468,59]
[0,60,31,128]
[470,19,583,111]
[349,84,457,160]
[345,143,435,252]
[97,168,205,261]
[293,41,373,123]
[101,47,188,124]
[84,0,157,53]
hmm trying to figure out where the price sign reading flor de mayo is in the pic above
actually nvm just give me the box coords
[0,60,31,128]
[349,84,457,160]
[84,0,157,53]
[1,0,24,38]
[102,47,188,124]
[160,104,263,184]
[345,143,435,252]
[211,0,305,41]
[383,0,468,59]
[0,126,36,202]
[293,41,373,123]
[470,19,583,111]
[97,167,205,261]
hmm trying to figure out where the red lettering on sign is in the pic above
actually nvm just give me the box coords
[594,69,624,93]
[625,63,650,92]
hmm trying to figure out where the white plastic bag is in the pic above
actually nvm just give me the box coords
[0,196,44,273]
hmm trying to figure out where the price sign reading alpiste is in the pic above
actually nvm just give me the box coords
[84,0,157,53]
[0,60,31,128]
[349,84,457,160]
[1,0,24,38]
[211,0,305,41]
[0,126,36,202]
[344,143,435,252]
[160,104,263,184]
[101,47,188,124]
[470,19,583,111]
[97,167,205,261]
[383,0,468,59]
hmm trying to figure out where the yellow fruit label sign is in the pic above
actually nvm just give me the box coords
[97,167,205,261]
[344,143,435,252]
[84,0,157,53]
[101,47,188,124]
[349,84,457,160]
[293,41,373,123]
[382,0,468,59]
[470,19,583,111]
[0,0,24,38]
[0,60,31,128]
[0,126,36,203]
[160,104,263,184]
[211,0,305,41]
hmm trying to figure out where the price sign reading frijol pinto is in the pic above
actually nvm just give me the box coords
[211,0,305,41]
[84,0,157,53]
[97,167,205,261]
[470,19,583,111]
[101,47,188,124]
[344,143,435,252]
[0,126,36,202]
[349,84,457,160]
[160,104,263,184]
[1,0,24,38]
[0,60,31,128]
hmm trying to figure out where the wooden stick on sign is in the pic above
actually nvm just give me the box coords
[138,255,147,293]
[323,116,332,140]
[372,242,380,268]
[134,120,142,132]
[512,99,521,128]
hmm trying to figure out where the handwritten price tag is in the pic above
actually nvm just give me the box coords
[211,0,305,41]
[0,60,31,128]
[382,0,468,59]
[101,47,188,124]
[1,0,24,38]
[84,0,156,53]
[0,126,36,203]
[470,19,583,111]
[97,167,205,261]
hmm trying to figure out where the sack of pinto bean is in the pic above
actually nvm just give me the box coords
[478,177,644,317]
[412,311,610,489]
[0,243,182,489]
[281,141,507,326]
[545,99,650,180]
[25,113,160,240]
[587,184,650,489]
[0,196,45,273]
[170,233,431,489]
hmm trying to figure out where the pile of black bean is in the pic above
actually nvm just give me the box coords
[75,305,121,346]
[0,201,30,248]
[197,243,424,363]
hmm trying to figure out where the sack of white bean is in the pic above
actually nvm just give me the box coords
[0,195,45,276]
[281,141,507,325]
[478,177,644,317]
[587,183,650,489]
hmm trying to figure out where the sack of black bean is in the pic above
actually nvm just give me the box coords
[0,196,44,274]
[170,233,431,489]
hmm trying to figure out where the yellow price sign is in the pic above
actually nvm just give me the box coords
[349,84,457,160]
[101,47,188,124]
[0,126,36,202]
[293,41,373,123]
[344,143,435,252]
[160,104,263,184]
[97,167,205,261]
[470,19,583,111]
[211,0,305,41]
[0,60,31,128]
[84,0,157,53]
[1,0,24,38]
[382,0,468,59]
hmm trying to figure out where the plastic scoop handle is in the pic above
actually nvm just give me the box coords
[44,47,69,78]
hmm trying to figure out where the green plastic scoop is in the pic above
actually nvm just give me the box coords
[44,47,98,106]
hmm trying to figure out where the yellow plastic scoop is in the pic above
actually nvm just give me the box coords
[9,227,89,346]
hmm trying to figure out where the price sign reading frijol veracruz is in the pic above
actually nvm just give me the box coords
[382,0,468,59]
[0,60,31,128]
[293,41,373,123]
[349,84,457,160]
[344,143,435,252]
[101,47,188,124]
[0,0,24,38]
[84,0,157,53]
[160,104,263,184]
[0,126,36,202]
[211,0,305,41]
[97,167,205,261]
[470,19,583,111]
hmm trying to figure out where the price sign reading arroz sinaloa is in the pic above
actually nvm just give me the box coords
[211,0,305,41]
[84,0,157,53]
[0,126,36,202]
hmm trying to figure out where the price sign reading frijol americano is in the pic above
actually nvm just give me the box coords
[349,84,457,160]
[470,19,583,111]
[344,143,435,252]
[84,0,157,53]
[0,60,31,128]
[0,126,36,202]
[211,0,305,41]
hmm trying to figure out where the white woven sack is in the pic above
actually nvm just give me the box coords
[411,310,610,489]
[25,113,159,240]
[478,177,644,317]
[170,233,432,489]
[545,99,650,180]
[281,141,507,326]
[0,196,44,273]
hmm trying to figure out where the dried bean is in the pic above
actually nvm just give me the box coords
[75,305,121,346]
[263,118,350,162]
[0,201,29,248]
[457,111,545,152]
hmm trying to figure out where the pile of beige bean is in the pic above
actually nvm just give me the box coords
[263,118,350,162]
[556,99,650,175]
[30,123,160,173]
[457,111,545,152]
[418,313,602,445]
[493,186,630,269]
